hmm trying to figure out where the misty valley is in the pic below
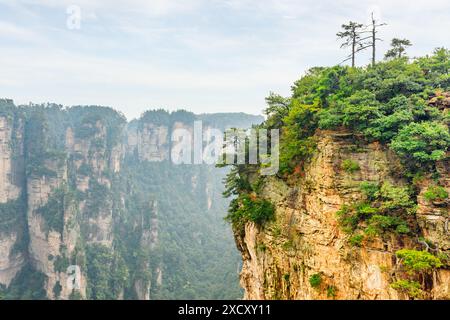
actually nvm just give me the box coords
[0,102,263,299]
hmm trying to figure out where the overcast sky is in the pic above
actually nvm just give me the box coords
[0,0,449,120]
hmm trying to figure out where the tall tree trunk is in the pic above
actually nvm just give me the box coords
[352,35,356,67]
[372,17,376,66]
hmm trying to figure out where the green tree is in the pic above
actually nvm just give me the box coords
[385,38,412,59]
[390,122,450,164]
[337,21,366,67]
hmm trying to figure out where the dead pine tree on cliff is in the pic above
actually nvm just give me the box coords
[365,12,387,66]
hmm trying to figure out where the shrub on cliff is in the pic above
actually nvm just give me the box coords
[226,194,275,228]
[390,122,450,164]
[423,185,449,202]
[309,273,322,288]
[395,249,443,275]
[391,279,423,299]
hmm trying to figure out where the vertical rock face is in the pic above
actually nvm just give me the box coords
[137,123,169,162]
[235,131,449,300]
[133,200,158,300]
[0,116,23,202]
[0,114,25,287]
[71,121,115,247]
[26,160,85,299]
[415,159,450,299]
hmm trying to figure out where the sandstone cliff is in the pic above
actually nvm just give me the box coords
[235,131,449,300]
[0,113,26,286]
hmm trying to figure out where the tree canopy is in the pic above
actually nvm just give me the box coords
[261,48,450,175]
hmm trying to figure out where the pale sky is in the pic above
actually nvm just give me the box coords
[0,0,449,120]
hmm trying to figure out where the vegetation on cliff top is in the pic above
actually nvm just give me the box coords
[222,48,448,300]
[263,48,449,175]
[224,48,449,231]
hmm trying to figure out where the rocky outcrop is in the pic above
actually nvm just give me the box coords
[25,119,118,299]
[236,131,449,300]
[0,115,25,286]
[126,121,169,162]
[26,158,86,299]
[0,116,23,202]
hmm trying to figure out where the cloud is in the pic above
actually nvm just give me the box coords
[1,0,202,17]
[0,21,37,40]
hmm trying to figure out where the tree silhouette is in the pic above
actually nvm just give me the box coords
[366,12,387,66]
[385,38,412,59]
[337,21,366,67]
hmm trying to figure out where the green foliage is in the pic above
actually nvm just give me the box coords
[1,264,47,300]
[36,185,76,234]
[170,109,196,123]
[0,99,17,119]
[309,273,322,288]
[360,182,380,201]
[336,21,365,67]
[395,249,443,274]
[336,205,359,233]
[341,91,382,130]
[53,281,62,299]
[390,122,450,165]
[0,197,26,233]
[391,279,423,299]
[257,243,267,252]
[269,98,320,174]
[385,38,412,60]
[222,166,252,198]
[78,163,92,176]
[226,194,275,228]
[356,203,378,216]
[326,285,337,298]
[341,159,360,173]
[140,109,171,126]
[366,215,410,235]
[120,159,249,299]
[338,179,414,240]
[263,93,291,128]
[336,203,378,233]
[54,255,70,273]
[437,252,450,267]
[86,244,129,300]
[379,182,414,210]
[423,185,448,202]
[282,240,295,251]
[349,234,364,247]
[69,290,83,300]
[260,49,450,176]
[85,180,110,217]
[69,106,126,149]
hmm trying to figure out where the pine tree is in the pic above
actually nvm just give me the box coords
[385,38,412,59]
[337,21,366,67]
